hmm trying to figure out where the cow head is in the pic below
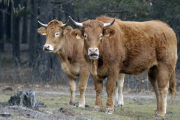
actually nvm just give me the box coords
[37,19,70,53]
[69,16,115,59]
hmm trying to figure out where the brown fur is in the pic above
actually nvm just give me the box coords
[38,19,90,108]
[74,16,177,117]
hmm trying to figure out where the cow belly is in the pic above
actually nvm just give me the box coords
[121,57,157,75]
[121,65,149,75]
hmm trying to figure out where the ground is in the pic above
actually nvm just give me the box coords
[0,85,179,120]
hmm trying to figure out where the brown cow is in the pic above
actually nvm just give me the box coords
[37,19,90,108]
[69,16,177,119]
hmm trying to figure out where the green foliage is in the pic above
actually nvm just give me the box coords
[51,0,63,4]
[74,0,151,20]
[150,0,180,23]
[13,4,25,16]
[0,0,26,16]
[0,0,12,7]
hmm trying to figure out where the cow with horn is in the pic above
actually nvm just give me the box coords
[69,16,177,119]
[37,19,90,108]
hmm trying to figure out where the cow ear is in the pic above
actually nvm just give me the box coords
[63,26,73,35]
[71,29,83,39]
[103,28,115,37]
[37,27,47,35]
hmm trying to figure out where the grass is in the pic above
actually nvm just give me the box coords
[0,89,180,120]
[37,93,180,120]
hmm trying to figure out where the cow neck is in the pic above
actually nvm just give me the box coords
[89,59,98,76]
[56,35,77,79]
[56,35,67,60]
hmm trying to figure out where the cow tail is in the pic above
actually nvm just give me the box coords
[169,70,176,101]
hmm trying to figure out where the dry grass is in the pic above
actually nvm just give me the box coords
[0,86,180,120]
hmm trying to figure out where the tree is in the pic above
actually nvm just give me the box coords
[11,0,21,63]
[51,0,77,28]
[0,2,5,52]
[74,0,150,21]
[31,0,52,82]
[5,3,11,43]
[28,0,38,67]
[22,0,28,44]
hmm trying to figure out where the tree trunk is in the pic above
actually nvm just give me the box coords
[6,4,12,43]
[8,90,39,109]
[0,3,5,52]
[0,63,1,81]
[64,2,75,28]
[12,0,20,63]
[29,0,38,67]
[22,0,27,44]
[31,0,51,82]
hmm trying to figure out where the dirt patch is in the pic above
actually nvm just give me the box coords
[0,102,77,120]
[58,107,82,116]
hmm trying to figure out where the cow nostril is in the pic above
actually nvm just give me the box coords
[95,49,97,52]
[44,45,49,50]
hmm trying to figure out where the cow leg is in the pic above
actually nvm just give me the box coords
[92,76,103,112]
[113,73,125,107]
[148,66,160,114]
[67,75,76,106]
[117,73,125,107]
[106,70,119,114]
[155,62,171,119]
[113,83,118,106]
[78,69,89,108]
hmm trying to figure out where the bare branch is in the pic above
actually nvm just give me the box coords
[0,9,11,15]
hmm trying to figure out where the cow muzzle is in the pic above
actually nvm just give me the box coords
[43,44,54,52]
[88,48,99,59]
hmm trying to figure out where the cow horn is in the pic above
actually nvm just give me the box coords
[103,19,115,28]
[62,20,69,27]
[69,16,83,27]
[38,21,48,27]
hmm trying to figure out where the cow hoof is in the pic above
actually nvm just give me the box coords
[166,110,172,114]
[85,105,90,108]
[78,104,85,108]
[92,108,101,112]
[105,110,114,114]
[69,102,79,107]
[154,110,172,114]
[117,104,124,107]
[154,114,164,120]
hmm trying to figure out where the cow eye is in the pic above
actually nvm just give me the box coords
[100,34,103,39]
[55,32,60,37]
[84,34,87,39]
